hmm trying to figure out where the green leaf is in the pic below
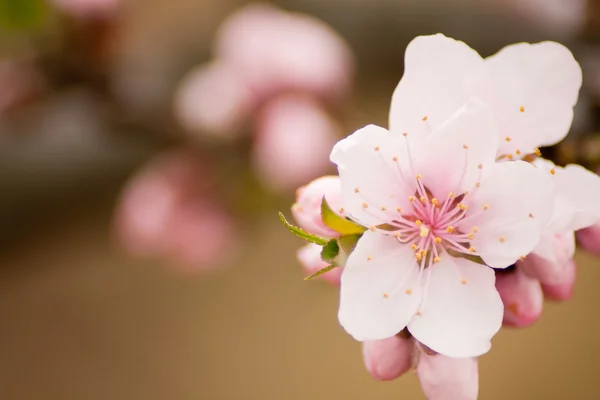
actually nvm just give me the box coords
[321,197,366,235]
[304,264,337,280]
[278,212,328,246]
[320,239,339,262]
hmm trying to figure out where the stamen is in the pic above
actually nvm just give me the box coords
[362,202,369,208]
[519,106,525,112]
[446,226,454,233]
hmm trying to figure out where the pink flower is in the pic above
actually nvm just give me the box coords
[174,62,253,139]
[577,223,600,255]
[292,175,343,238]
[214,3,353,103]
[362,334,413,381]
[253,95,338,193]
[331,98,554,357]
[416,345,479,400]
[495,267,544,327]
[389,34,582,160]
[296,243,342,285]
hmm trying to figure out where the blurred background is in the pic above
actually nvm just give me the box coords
[0,0,600,398]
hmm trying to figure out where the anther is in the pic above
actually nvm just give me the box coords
[374,146,380,152]
[519,255,526,261]
[534,148,541,157]
[369,226,376,232]
[415,220,422,226]
[392,156,398,162]
[354,187,360,193]
[468,246,476,253]
[411,244,418,250]
[420,196,428,203]
[458,203,468,211]
[409,196,416,202]
[339,208,345,214]
[475,182,481,188]
[461,279,468,285]
[506,154,514,160]
[422,116,428,121]
[362,202,369,208]
[550,168,556,175]
[383,293,390,299]
[405,289,413,295]
[434,237,442,244]
[472,226,479,233]
[402,132,408,137]
[499,236,506,243]
[431,198,439,206]
[483,204,490,210]
[396,207,403,213]
[477,163,483,170]
[446,226,455,233]
[416,173,422,180]
[519,106,525,112]
[515,149,521,155]
[433,257,441,263]
[529,213,534,219]
[463,144,469,149]
[448,192,455,199]
[505,136,511,142]
[468,233,474,240]
[367,256,373,261]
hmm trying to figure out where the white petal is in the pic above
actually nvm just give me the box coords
[339,231,422,341]
[477,41,582,157]
[412,98,499,199]
[461,161,554,268]
[330,124,419,226]
[389,34,486,137]
[408,258,503,358]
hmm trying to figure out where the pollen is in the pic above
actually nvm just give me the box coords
[483,204,490,210]
[550,168,556,175]
[374,146,380,151]
[519,255,526,261]
[402,132,408,137]
[529,213,534,218]
[458,203,468,211]
[434,237,442,244]
[431,198,439,206]
[354,187,360,193]
[396,207,403,213]
[448,192,455,199]
[405,289,413,295]
[422,116,428,121]
[446,226,455,233]
[367,256,373,261]
[409,196,416,202]
[506,154,514,160]
[411,244,418,250]
[383,293,390,299]
[468,246,476,253]
[380,206,387,211]
[433,257,441,263]
[505,136,511,142]
[471,226,479,233]
[520,106,525,112]
[420,226,430,237]
[499,236,506,243]
[415,252,423,261]
[415,220,422,226]
[477,163,483,170]
[417,311,423,316]
[420,196,428,203]
[416,173,422,180]
[468,233,474,240]
[515,149,521,155]
[475,182,481,188]
[362,202,369,208]
[339,208,345,214]
[534,148,542,157]
[461,278,468,285]
[369,226,376,232]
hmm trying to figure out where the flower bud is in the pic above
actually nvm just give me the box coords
[417,348,478,400]
[362,335,413,381]
[541,259,576,301]
[495,267,543,327]
[520,232,575,285]
[296,243,341,285]
[292,175,343,238]
[577,222,600,256]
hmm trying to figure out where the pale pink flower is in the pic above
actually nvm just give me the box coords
[495,268,543,327]
[389,34,582,160]
[253,95,338,193]
[296,243,342,285]
[174,61,253,139]
[292,175,343,238]
[541,259,576,301]
[331,98,554,357]
[214,3,353,103]
[362,334,413,381]
[50,0,119,18]
[577,223,600,256]
[416,345,478,400]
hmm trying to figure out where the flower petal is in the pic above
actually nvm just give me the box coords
[417,350,479,400]
[362,335,413,381]
[408,257,503,358]
[462,161,554,268]
[541,260,576,301]
[296,243,342,286]
[521,231,575,284]
[389,34,486,137]
[412,98,499,198]
[477,41,582,157]
[330,124,419,226]
[339,231,422,341]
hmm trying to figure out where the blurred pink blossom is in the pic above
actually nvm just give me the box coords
[296,243,341,285]
[214,3,353,103]
[495,267,544,327]
[175,61,253,139]
[362,335,413,381]
[114,150,235,271]
[416,345,479,400]
[292,175,343,238]
[50,0,120,19]
[253,95,338,193]
[577,223,600,256]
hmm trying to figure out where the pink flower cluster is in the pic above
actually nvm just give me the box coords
[174,3,354,193]
[289,34,600,399]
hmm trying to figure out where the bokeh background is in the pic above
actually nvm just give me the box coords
[1,0,600,398]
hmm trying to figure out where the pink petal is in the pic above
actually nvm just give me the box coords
[408,258,503,358]
[338,231,422,341]
[541,260,576,301]
[174,62,253,139]
[389,34,486,137]
[296,243,342,286]
[253,95,338,193]
[291,175,343,238]
[577,223,600,256]
[535,160,600,232]
[362,335,413,381]
[417,348,479,400]
[520,231,575,284]
[495,268,543,327]
[330,124,419,227]
[462,161,554,268]
[412,98,499,199]
[476,41,582,158]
